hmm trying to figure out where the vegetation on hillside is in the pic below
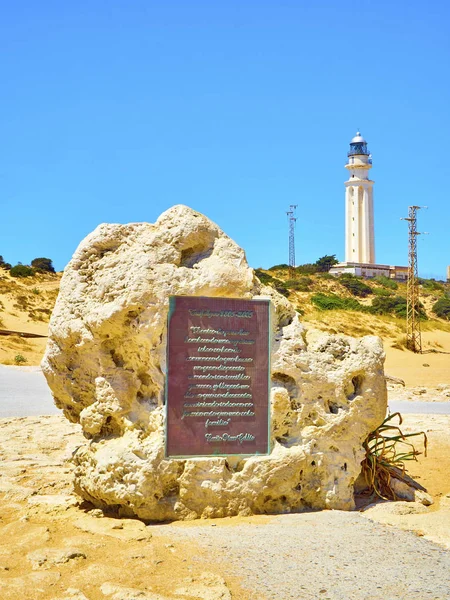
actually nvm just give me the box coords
[255,261,450,329]
[338,274,373,297]
[0,266,61,365]
[0,253,58,279]
[10,265,35,278]
[31,257,55,273]
[432,296,450,320]
[0,255,12,270]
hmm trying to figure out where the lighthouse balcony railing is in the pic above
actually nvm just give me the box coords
[347,156,372,164]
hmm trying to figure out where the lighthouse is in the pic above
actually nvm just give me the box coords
[345,132,375,264]
[330,132,408,280]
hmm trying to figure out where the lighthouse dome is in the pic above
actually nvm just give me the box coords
[350,131,366,144]
[348,131,369,157]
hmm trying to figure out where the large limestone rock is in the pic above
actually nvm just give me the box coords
[42,205,387,521]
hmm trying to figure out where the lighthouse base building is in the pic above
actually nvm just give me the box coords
[330,132,407,281]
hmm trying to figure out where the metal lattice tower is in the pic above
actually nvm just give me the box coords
[287,205,297,277]
[402,206,423,353]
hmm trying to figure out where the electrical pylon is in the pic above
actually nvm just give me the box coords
[402,206,423,353]
[287,205,298,278]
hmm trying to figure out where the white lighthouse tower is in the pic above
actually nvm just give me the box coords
[330,132,409,280]
[345,132,375,264]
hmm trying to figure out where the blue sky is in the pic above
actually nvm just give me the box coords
[1,1,449,278]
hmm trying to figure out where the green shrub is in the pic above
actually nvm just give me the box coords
[14,354,27,364]
[254,269,276,285]
[285,277,313,292]
[295,264,319,275]
[268,264,289,271]
[0,255,11,270]
[339,274,373,297]
[10,265,34,278]
[311,292,364,312]
[432,297,450,320]
[318,272,335,280]
[275,285,289,297]
[372,287,393,297]
[31,257,55,273]
[374,275,398,290]
[370,295,406,317]
[369,295,426,319]
[419,278,445,293]
[255,269,289,296]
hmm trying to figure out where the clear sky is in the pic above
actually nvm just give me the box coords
[1,1,449,278]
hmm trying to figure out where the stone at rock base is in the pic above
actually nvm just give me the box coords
[415,489,434,506]
[55,590,90,600]
[42,205,387,521]
[390,478,434,506]
[27,548,86,570]
[100,583,167,600]
[74,515,152,541]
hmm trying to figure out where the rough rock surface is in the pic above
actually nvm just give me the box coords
[42,205,387,521]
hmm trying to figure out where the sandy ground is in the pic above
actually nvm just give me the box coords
[362,413,450,548]
[0,412,449,600]
[0,415,254,600]
[384,329,450,386]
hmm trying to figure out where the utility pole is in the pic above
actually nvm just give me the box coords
[287,205,297,278]
[401,206,426,353]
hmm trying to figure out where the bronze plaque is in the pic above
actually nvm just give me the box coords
[166,296,271,457]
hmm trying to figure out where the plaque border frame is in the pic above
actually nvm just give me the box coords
[164,295,272,459]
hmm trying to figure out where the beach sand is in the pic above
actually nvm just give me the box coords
[384,329,450,387]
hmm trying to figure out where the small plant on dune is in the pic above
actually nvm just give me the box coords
[311,292,365,312]
[360,412,427,501]
[295,263,319,275]
[267,263,289,272]
[285,277,313,292]
[432,296,450,320]
[14,354,27,365]
[419,278,445,293]
[390,336,407,350]
[10,265,34,278]
[254,269,278,286]
[373,275,398,290]
[339,274,373,297]
[372,287,393,297]
[14,295,30,311]
[254,269,289,297]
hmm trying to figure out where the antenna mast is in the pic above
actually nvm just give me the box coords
[287,205,298,277]
[402,206,424,353]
